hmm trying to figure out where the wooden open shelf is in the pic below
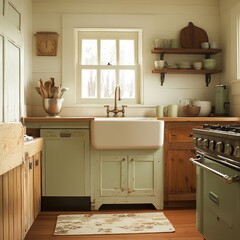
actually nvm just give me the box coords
[151,48,222,86]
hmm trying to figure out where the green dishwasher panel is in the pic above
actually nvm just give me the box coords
[41,129,89,196]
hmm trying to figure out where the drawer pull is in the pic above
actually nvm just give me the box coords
[60,132,72,138]
[35,159,39,166]
[29,162,33,170]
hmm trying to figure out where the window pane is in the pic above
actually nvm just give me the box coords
[119,40,134,65]
[119,70,135,98]
[100,70,116,98]
[82,40,97,65]
[81,69,97,98]
[100,40,116,65]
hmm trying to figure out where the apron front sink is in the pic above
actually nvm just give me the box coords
[91,118,164,149]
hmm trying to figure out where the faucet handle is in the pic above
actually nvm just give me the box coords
[104,105,110,117]
[121,105,127,117]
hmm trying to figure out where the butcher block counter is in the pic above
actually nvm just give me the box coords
[157,116,240,122]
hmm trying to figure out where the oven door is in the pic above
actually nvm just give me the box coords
[190,152,240,240]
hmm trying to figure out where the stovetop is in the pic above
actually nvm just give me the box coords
[193,124,240,164]
[203,124,240,133]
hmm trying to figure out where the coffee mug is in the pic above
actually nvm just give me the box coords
[154,60,165,69]
[201,42,210,49]
[156,105,165,117]
[210,41,218,49]
[193,61,202,70]
[153,38,161,48]
[164,104,178,117]
[156,39,170,48]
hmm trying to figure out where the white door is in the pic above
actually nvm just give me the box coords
[0,0,22,122]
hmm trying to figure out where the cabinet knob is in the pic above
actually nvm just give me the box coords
[122,158,125,161]
[29,162,33,170]
[35,159,39,166]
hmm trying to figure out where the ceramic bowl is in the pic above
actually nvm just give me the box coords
[182,105,201,117]
[202,59,216,70]
[195,101,212,116]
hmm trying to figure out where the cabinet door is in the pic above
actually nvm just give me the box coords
[168,149,196,201]
[33,152,41,218]
[24,157,34,234]
[99,154,127,197]
[128,154,156,196]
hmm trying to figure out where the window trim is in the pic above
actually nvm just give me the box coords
[75,28,142,105]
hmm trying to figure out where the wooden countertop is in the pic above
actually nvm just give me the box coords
[23,117,94,123]
[157,117,240,122]
[24,138,43,159]
[23,116,240,123]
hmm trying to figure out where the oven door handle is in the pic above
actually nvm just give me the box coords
[190,156,240,184]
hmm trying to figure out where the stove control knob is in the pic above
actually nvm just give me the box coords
[197,138,203,146]
[216,142,224,153]
[234,146,240,158]
[224,144,233,155]
[209,140,215,151]
[203,139,209,149]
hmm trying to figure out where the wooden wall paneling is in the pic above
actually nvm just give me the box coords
[13,167,22,240]
[23,158,29,235]
[3,173,9,240]
[0,175,3,240]
[8,170,14,240]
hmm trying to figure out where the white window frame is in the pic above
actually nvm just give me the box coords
[74,28,142,105]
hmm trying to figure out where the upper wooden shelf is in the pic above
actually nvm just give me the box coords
[151,48,222,55]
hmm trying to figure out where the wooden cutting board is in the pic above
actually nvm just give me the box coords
[180,22,208,49]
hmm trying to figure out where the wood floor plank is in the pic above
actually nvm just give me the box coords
[25,209,203,240]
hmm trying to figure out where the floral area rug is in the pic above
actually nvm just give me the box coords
[54,212,175,235]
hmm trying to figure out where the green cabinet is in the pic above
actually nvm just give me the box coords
[91,148,163,210]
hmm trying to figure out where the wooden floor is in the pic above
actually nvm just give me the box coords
[25,209,203,240]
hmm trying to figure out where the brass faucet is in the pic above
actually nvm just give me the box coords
[104,85,127,117]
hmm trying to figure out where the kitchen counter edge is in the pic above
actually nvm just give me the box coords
[157,117,240,122]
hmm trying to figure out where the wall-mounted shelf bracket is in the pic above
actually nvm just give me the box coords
[160,53,165,60]
[205,74,211,86]
[160,73,165,85]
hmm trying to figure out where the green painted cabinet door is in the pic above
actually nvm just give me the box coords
[99,154,127,197]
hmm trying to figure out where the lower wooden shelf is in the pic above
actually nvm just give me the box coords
[152,68,222,86]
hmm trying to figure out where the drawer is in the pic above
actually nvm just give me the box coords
[167,123,201,143]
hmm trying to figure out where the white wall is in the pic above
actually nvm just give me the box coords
[30,0,222,117]
[220,0,240,116]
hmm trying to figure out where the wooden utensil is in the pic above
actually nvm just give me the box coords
[180,22,208,49]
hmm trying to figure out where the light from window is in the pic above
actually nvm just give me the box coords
[100,69,116,98]
[76,29,141,104]
[101,40,116,65]
[81,40,97,65]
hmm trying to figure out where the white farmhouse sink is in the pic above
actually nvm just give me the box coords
[91,117,164,149]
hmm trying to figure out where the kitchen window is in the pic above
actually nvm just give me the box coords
[75,29,142,104]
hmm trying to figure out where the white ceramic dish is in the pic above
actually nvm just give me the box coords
[195,101,212,116]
